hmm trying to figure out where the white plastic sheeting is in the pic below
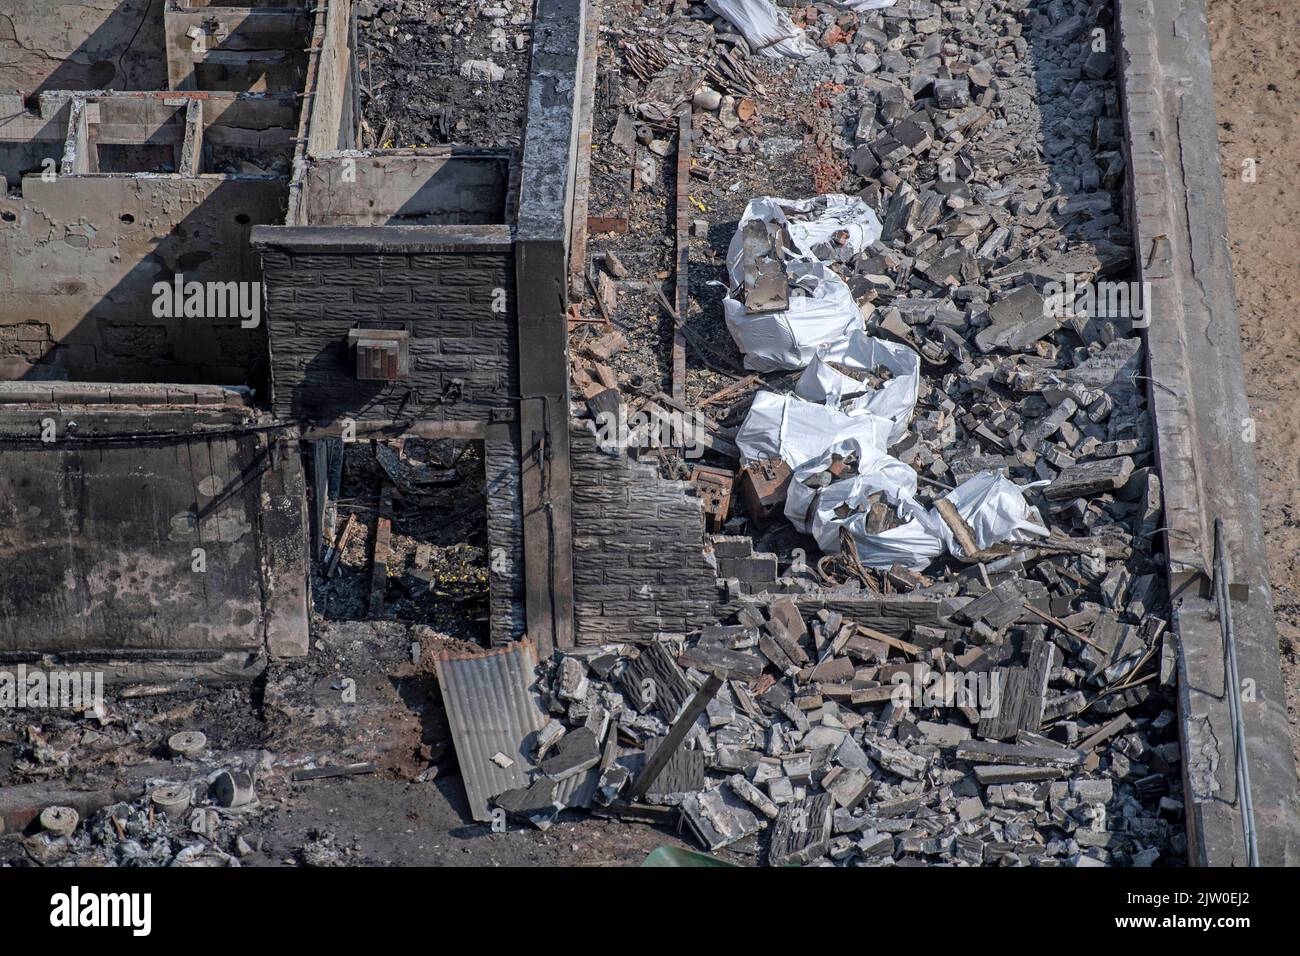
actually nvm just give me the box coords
[784,435,919,552]
[735,398,1046,569]
[932,471,1049,560]
[725,195,883,284]
[840,498,949,570]
[829,0,899,10]
[721,182,1043,571]
[723,262,863,373]
[722,195,884,372]
[706,0,817,59]
[734,391,895,468]
[795,331,921,445]
[846,471,1049,570]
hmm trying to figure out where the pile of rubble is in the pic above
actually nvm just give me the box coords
[549,0,1182,864]
[16,748,272,868]
[314,439,490,639]
[463,582,1179,867]
[357,0,533,148]
[580,0,1160,599]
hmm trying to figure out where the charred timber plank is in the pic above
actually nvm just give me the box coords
[673,108,691,401]
[369,481,394,616]
[627,673,722,802]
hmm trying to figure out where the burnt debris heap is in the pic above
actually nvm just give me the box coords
[2,0,1294,868]
[529,0,1183,867]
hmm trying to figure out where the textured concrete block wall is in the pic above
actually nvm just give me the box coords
[569,423,719,645]
[485,427,526,646]
[259,242,518,423]
[0,176,282,385]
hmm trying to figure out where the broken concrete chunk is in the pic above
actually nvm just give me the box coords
[540,727,602,781]
[1044,457,1135,499]
[769,794,834,866]
[681,786,762,851]
[974,286,1057,352]
[459,58,506,82]
[727,773,780,819]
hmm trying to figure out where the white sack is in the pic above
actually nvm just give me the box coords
[847,471,1048,570]
[734,391,894,468]
[723,262,863,372]
[726,195,883,285]
[784,436,918,552]
[830,0,899,10]
[931,470,1049,560]
[706,0,817,59]
[796,331,921,445]
[842,500,949,570]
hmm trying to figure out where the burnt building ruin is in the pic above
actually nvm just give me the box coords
[0,0,1295,869]
[0,0,582,672]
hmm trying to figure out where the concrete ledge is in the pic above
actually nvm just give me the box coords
[0,383,253,406]
[251,223,514,253]
[1118,0,1300,865]
[513,0,588,655]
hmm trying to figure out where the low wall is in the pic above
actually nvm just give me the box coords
[0,384,308,679]
[569,423,719,644]
[1118,0,1299,864]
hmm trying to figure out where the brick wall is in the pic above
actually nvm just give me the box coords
[569,422,720,645]
[485,427,526,646]
[256,233,518,424]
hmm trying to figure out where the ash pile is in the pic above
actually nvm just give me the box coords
[16,750,273,868]
[548,0,1183,864]
[356,0,533,148]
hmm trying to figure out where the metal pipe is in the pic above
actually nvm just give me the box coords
[1213,517,1258,866]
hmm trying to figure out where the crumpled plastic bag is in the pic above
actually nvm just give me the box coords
[841,497,949,570]
[846,471,1049,570]
[932,470,1050,560]
[796,331,921,445]
[784,435,919,552]
[723,262,863,372]
[722,195,884,371]
[735,391,895,467]
[726,195,883,283]
[706,0,817,59]
[829,0,899,10]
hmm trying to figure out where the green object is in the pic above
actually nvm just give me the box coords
[641,846,737,867]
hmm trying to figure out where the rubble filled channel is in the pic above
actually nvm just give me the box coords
[357,0,534,148]
[558,0,1184,866]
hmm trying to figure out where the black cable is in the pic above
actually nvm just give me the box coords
[0,418,297,447]
[114,0,156,87]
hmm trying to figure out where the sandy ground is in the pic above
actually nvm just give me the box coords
[1208,0,1300,770]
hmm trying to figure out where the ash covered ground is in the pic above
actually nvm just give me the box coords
[357,0,534,149]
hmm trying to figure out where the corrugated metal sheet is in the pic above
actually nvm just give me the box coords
[435,640,549,822]
[553,763,600,812]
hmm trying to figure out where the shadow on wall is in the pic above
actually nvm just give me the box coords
[2,175,286,389]
[0,409,274,656]
[0,0,169,96]
[0,0,309,99]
